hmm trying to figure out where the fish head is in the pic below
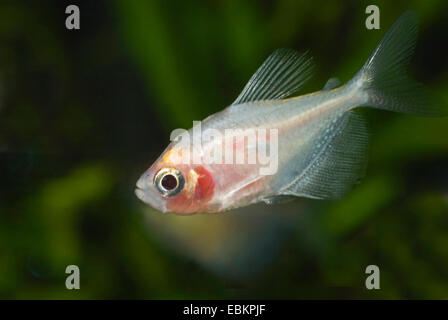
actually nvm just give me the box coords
[135,145,215,214]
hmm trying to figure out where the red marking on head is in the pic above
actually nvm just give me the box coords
[193,166,214,202]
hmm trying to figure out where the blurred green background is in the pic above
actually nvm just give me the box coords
[1,0,448,299]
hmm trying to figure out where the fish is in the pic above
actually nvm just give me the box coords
[135,11,443,214]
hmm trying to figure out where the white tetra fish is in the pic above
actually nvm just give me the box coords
[136,11,443,214]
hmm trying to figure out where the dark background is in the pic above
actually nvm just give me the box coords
[0,0,447,299]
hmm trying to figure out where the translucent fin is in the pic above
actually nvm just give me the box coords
[262,195,296,205]
[351,10,444,116]
[232,49,314,105]
[322,77,340,91]
[280,111,368,200]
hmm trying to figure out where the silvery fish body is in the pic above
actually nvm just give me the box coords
[135,11,442,214]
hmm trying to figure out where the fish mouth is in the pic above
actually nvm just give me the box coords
[134,185,168,213]
[134,187,159,207]
[136,175,148,190]
[134,188,146,202]
[135,174,149,203]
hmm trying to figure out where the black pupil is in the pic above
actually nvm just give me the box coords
[161,174,177,190]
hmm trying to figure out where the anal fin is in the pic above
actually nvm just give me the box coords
[280,110,368,200]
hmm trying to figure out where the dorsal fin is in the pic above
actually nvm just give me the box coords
[322,77,341,91]
[232,49,314,105]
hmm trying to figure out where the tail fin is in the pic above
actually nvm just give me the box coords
[350,10,443,116]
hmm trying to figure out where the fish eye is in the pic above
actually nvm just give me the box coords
[154,168,185,197]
